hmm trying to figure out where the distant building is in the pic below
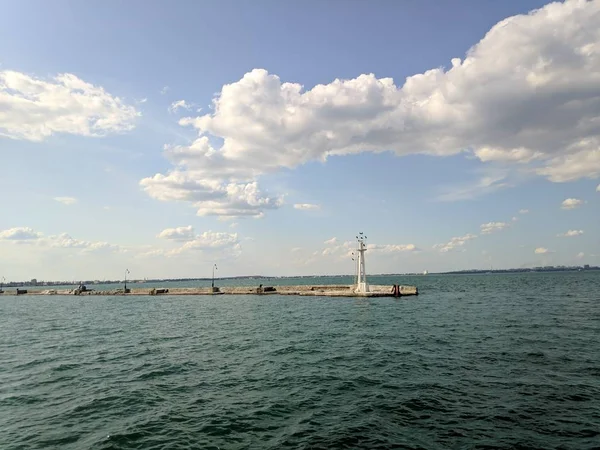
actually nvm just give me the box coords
[30,278,38,286]
[584,264,590,270]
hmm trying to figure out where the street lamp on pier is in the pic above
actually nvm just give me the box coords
[124,269,130,292]
[211,264,218,290]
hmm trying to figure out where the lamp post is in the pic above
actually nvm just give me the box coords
[211,264,217,289]
[124,269,130,292]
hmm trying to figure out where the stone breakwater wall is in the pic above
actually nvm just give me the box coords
[1,284,418,297]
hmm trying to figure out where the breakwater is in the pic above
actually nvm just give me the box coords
[2,284,418,297]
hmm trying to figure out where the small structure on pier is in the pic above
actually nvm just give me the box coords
[354,232,369,294]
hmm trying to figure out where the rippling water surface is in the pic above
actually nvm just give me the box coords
[1,272,599,449]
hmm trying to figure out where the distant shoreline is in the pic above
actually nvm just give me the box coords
[1,266,598,288]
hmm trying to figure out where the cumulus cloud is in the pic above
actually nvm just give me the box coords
[519,209,529,214]
[140,174,283,218]
[0,70,138,141]
[53,196,77,205]
[157,225,195,241]
[561,198,584,209]
[434,233,477,253]
[368,244,418,253]
[168,100,192,114]
[169,231,240,256]
[557,229,584,237]
[0,227,118,252]
[535,247,553,254]
[160,86,170,95]
[293,203,320,210]
[322,240,355,257]
[324,237,337,245]
[474,147,543,164]
[0,227,43,240]
[576,251,585,259]
[142,0,600,215]
[47,233,119,252]
[480,221,510,235]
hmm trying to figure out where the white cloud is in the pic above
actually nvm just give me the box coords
[597,184,600,192]
[53,196,77,206]
[291,247,302,253]
[169,231,240,256]
[0,70,138,141]
[229,222,238,229]
[519,209,529,214]
[535,247,553,254]
[0,227,118,252]
[293,203,320,210]
[480,221,510,235]
[576,251,585,259]
[46,233,119,252]
[561,198,584,210]
[142,0,600,217]
[160,86,170,95]
[512,216,518,222]
[322,240,354,257]
[435,170,512,202]
[0,227,43,240]
[168,100,192,114]
[474,147,543,164]
[157,225,195,241]
[368,243,418,253]
[140,174,283,217]
[557,229,584,237]
[434,233,477,253]
[537,148,600,182]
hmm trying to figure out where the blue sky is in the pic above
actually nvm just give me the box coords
[1,0,599,281]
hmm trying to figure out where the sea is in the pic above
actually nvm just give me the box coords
[1,272,599,449]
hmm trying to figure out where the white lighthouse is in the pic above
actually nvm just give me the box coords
[354,232,369,294]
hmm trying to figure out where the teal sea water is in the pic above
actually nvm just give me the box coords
[1,272,599,449]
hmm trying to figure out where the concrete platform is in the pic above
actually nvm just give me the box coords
[0,284,418,297]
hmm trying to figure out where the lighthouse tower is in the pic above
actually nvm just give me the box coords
[355,232,369,294]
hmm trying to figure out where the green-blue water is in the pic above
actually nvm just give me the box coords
[1,272,599,449]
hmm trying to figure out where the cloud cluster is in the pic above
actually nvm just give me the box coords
[0,227,43,240]
[294,203,320,210]
[561,198,585,210]
[480,222,510,235]
[557,229,584,237]
[320,237,418,258]
[157,225,195,241]
[53,196,78,206]
[535,247,553,254]
[0,227,119,252]
[140,174,283,218]
[171,231,240,255]
[153,227,241,257]
[142,0,600,216]
[368,244,418,253]
[0,70,138,141]
[434,233,478,253]
[168,100,193,114]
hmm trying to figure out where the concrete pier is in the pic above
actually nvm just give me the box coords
[0,284,418,297]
